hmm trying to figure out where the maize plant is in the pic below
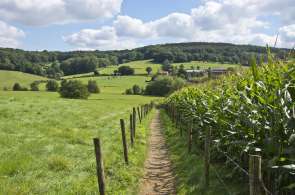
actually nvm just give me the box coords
[164,50,295,192]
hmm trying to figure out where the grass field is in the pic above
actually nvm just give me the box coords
[98,60,238,75]
[0,70,47,90]
[98,60,161,75]
[75,75,150,94]
[0,72,158,194]
[172,61,238,69]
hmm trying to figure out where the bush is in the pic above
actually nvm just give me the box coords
[132,84,141,95]
[59,80,90,99]
[145,76,185,96]
[146,67,152,75]
[118,66,134,75]
[13,83,22,91]
[94,70,100,76]
[87,80,100,93]
[46,80,59,91]
[12,83,28,91]
[3,86,8,91]
[125,88,133,95]
[30,81,39,91]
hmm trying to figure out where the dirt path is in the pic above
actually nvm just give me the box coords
[139,110,176,195]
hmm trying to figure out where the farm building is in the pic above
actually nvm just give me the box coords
[185,69,206,78]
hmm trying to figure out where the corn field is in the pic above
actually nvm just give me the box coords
[164,50,295,194]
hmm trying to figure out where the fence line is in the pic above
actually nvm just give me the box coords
[92,102,154,195]
[164,104,287,195]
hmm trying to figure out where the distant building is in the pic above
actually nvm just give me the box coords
[158,70,169,76]
[185,69,206,78]
[210,68,228,75]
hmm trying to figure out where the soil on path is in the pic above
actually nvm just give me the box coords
[139,110,176,195]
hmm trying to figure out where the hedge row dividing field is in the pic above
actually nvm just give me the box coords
[164,51,295,194]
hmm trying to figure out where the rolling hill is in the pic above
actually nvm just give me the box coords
[0,70,47,90]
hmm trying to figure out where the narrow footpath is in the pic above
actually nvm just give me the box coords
[139,110,176,195]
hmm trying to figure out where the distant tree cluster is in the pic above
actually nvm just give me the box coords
[0,43,289,77]
[13,83,28,91]
[125,84,142,95]
[11,78,100,99]
[117,66,134,75]
[144,76,186,96]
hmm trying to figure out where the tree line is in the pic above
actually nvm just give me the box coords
[0,42,290,77]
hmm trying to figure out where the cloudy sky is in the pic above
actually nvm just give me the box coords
[0,0,294,51]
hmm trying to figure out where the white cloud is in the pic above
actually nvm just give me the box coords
[0,20,25,48]
[65,0,295,50]
[114,15,153,38]
[151,13,194,39]
[0,0,123,26]
[279,24,295,48]
[63,26,137,50]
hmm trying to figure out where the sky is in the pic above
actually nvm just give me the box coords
[0,0,294,51]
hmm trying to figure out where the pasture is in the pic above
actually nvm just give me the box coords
[72,60,239,77]
[0,73,158,194]
[0,70,46,90]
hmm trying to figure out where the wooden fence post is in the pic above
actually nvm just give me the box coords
[204,127,211,187]
[93,138,105,195]
[142,105,144,118]
[249,155,262,195]
[129,114,134,146]
[188,125,193,153]
[120,119,128,164]
[133,107,136,138]
[137,107,141,123]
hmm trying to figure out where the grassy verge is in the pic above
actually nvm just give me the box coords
[160,110,247,195]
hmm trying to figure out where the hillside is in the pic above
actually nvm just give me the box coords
[0,42,289,78]
[0,70,46,90]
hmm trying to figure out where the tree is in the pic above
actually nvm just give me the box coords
[162,59,172,72]
[118,66,134,75]
[113,70,119,76]
[46,80,59,91]
[94,70,100,76]
[30,81,39,91]
[146,67,152,75]
[13,83,22,91]
[125,88,133,95]
[59,80,90,99]
[132,85,141,95]
[87,80,100,93]
[177,64,186,78]
[60,56,98,75]
[144,76,185,96]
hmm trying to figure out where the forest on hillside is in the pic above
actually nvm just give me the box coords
[0,42,290,78]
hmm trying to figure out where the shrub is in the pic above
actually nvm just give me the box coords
[132,84,141,95]
[13,83,21,91]
[87,80,100,93]
[125,88,133,95]
[145,76,185,96]
[118,66,134,75]
[94,70,100,76]
[59,80,90,99]
[30,81,39,91]
[146,67,152,75]
[46,80,59,91]
[3,86,8,91]
[12,83,27,91]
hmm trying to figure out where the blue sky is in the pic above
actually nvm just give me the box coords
[0,0,293,51]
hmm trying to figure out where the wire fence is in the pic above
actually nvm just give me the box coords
[164,104,295,195]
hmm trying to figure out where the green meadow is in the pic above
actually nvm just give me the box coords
[0,71,158,194]
[99,60,237,75]
[0,70,46,90]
